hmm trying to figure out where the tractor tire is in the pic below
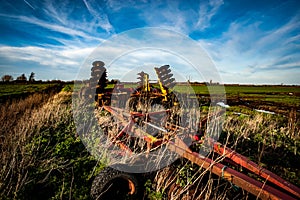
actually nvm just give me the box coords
[91,167,141,200]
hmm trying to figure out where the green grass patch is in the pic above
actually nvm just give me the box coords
[0,83,60,97]
[224,85,300,94]
[61,84,73,92]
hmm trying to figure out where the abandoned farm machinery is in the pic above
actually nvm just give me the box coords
[77,61,300,200]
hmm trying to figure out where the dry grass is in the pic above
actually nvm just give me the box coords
[0,91,73,198]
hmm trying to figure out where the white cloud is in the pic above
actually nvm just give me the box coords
[196,0,224,31]
[0,44,99,81]
[19,16,100,40]
[106,0,146,12]
[23,0,35,10]
[0,12,104,45]
[42,0,70,25]
[82,0,114,33]
[126,0,224,35]
[138,1,197,34]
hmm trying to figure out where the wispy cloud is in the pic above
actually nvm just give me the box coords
[127,1,196,34]
[1,0,113,44]
[42,0,69,25]
[41,0,114,34]
[116,0,224,34]
[82,0,114,33]
[196,0,224,31]
[23,0,35,10]
[20,15,101,41]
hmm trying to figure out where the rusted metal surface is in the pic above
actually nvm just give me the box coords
[212,140,300,199]
[168,139,297,200]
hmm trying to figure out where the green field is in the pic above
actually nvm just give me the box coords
[0,83,60,97]
[2,82,299,107]
[109,83,300,94]
[180,84,300,95]
[115,83,300,107]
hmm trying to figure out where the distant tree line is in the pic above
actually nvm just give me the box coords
[1,72,35,83]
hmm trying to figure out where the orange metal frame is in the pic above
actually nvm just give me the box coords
[102,105,300,200]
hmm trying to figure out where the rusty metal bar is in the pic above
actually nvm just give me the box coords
[103,106,159,145]
[115,121,133,140]
[211,140,300,198]
[168,139,297,200]
[103,106,125,122]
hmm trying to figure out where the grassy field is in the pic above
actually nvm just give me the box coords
[112,83,300,107]
[0,85,103,200]
[0,83,299,199]
[0,83,61,97]
[178,84,300,105]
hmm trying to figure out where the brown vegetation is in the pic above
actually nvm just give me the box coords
[0,91,75,198]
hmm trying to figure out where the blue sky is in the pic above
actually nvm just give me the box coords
[0,0,299,84]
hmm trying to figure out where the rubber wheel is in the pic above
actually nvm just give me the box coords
[91,167,141,200]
